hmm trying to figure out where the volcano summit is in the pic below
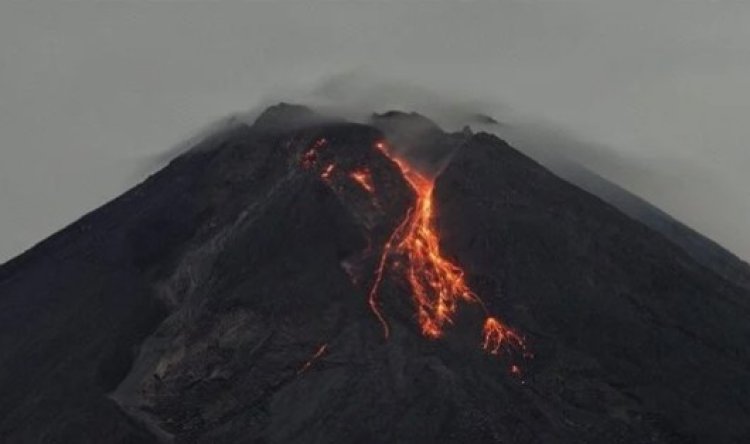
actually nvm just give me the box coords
[1,105,749,443]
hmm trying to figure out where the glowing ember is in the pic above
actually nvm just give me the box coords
[349,168,376,194]
[302,138,328,169]
[321,164,335,180]
[297,343,328,375]
[482,317,526,356]
[370,140,527,363]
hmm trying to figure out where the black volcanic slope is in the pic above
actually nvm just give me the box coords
[1,105,749,444]
[569,165,750,291]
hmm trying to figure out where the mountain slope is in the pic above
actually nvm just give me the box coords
[563,164,750,290]
[0,105,748,443]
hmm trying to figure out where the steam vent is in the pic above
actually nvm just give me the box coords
[1,104,749,443]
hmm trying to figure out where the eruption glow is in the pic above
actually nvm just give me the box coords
[300,136,528,368]
[482,317,526,357]
[370,140,527,363]
[349,168,376,194]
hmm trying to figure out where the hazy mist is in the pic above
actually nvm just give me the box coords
[1,1,749,263]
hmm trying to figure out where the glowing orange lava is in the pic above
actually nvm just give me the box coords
[298,137,528,367]
[349,168,376,194]
[370,141,527,362]
[482,317,526,357]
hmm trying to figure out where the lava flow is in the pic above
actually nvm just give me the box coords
[369,140,527,362]
[299,136,528,366]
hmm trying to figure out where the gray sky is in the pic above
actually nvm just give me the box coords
[1,1,749,263]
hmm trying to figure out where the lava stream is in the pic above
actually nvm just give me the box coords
[482,317,526,356]
[370,141,527,361]
[298,136,527,364]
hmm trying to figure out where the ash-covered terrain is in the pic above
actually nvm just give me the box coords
[1,104,749,444]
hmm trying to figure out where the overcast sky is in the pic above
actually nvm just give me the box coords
[1,1,749,263]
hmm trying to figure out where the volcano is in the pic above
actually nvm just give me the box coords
[1,104,749,443]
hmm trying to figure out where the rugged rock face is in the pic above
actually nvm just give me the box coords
[434,134,750,443]
[1,104,749,443]
[565,164,750,291]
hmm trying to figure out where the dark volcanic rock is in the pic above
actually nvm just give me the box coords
[566,164,750,291]
[0,105,749,444]
[434,133,750,443]
[371,110,466,175]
